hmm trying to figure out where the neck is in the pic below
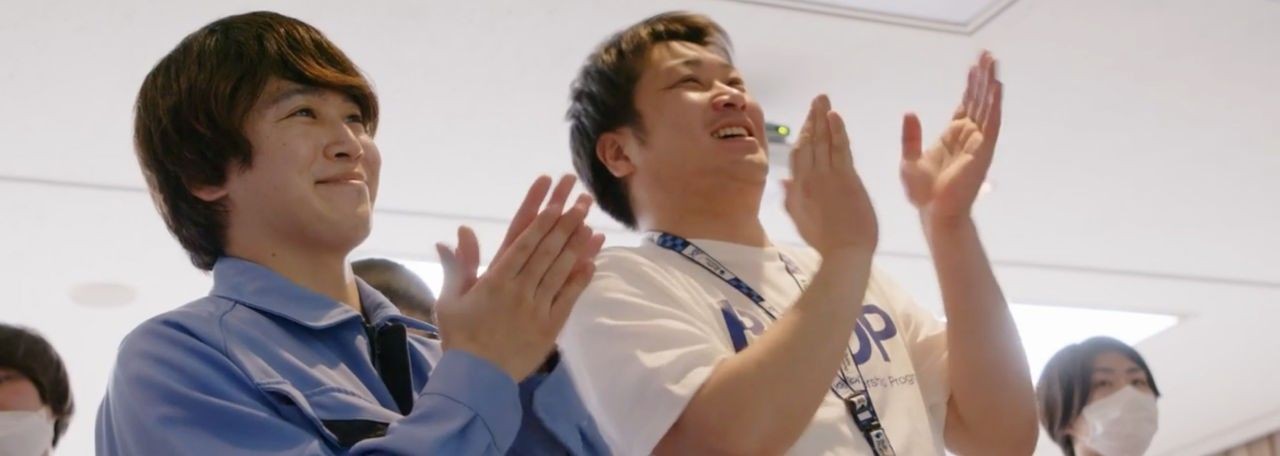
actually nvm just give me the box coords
[637,190,770,248]
[225,235,361,314]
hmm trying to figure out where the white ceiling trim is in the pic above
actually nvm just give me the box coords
[721,0,1020,34]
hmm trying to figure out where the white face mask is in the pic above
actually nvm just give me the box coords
[1078,386,1159,456]
[0,410,55,456]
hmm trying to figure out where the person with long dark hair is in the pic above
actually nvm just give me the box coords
[1038,336,1161,455]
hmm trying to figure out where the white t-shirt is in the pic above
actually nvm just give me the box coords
[560,238,951,455]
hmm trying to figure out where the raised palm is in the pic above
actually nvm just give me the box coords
[900,52,1003,223]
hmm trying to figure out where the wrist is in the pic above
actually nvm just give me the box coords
[537,350,560,375]
[921,212,976,238]
[442,339,524,382]
[817,245,874,270]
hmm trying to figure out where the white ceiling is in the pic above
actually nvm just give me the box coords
[726,0,1020,33]
[1,0,1277,454]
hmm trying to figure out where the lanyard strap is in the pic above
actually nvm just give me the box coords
[648,232,896,455]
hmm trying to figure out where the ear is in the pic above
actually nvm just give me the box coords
[190,184,229,202]
[596,130,636,179]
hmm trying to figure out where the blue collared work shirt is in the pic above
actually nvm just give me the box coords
[96,257,609,455]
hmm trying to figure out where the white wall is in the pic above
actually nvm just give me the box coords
[1,0,1277,454]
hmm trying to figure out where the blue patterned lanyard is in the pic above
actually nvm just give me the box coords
[647,232,896,455]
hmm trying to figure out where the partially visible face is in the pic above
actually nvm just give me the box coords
[208,78,381,256]
[1069,350,1158,454]
[621,40,770,192]
[1087,350,1155,402]
[0,368,43,412]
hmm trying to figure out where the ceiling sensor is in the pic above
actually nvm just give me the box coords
[765,122,792,145]
[765,121,795,169]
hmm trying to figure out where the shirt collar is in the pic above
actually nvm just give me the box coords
[210,256,410,330]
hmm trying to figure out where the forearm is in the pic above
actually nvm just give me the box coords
[657,249,872,455]
[925,216,1037,452]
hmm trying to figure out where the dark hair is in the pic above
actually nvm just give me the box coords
[0,324,74,446]
[1036,336,1161,455]
[352,258,436,323]
[566,11,731,229]
[135,11,379,270]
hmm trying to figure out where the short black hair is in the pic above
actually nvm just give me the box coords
[0,324,74,446]
[352,258,435,324]
[136,11,378,270]
[566,11,731,229]
[1036,336,1161,455]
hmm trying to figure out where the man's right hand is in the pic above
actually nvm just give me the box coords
[783,95,879,258]
[433,175,606,381]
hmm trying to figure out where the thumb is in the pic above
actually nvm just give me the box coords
[436,242,465,301]
[457,226,481,285]
[902,112,924,162]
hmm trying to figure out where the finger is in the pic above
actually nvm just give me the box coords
[534,226,592,305]
[827,110,853,169]
[457,226,481,285]
[548,262,597,331]
[487,200,566,280]
[791,95,822,177]
[583,232,606,263]
[569,232,606,279]
[975,54,995,125]
[502,174,577,259]
[813,95,832,171]
[436,242,463,301]
[943,119,969,154]
[573,231,606,271]
[496,176,553,258]
[546,174,577,212]
[962,65,978,120]
[901,113,923,162]
[984,81,1003,148]
[957,124,982,155]
[517,194,594,287]
[973,53,991,120]
[963,131,986,160]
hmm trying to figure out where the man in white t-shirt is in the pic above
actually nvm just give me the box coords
[561,11,1038,455]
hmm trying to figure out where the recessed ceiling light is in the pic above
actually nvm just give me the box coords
[1008,303,1178,380]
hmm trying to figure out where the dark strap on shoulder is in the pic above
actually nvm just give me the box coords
[321,419,390,448]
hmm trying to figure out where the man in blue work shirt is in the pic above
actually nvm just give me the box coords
[96,11,610,455]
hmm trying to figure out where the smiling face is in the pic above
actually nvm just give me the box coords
[197,77,382,260]
[603,40,771,218]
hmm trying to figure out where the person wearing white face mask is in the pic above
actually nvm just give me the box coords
[0,324,74,456]
[1037,336,1161,456]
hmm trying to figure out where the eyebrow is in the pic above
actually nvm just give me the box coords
[666,57,734,72]
[1092,367,1146,375]
[264,84,326,110]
